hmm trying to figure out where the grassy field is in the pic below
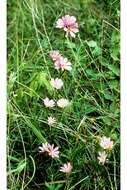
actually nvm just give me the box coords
[7,0,120,189]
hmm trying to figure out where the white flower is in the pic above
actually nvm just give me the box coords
[43,97,55,108]
[98,151,108,165]
[47,116,56,126]
[50,78,63,89]
[100,136,113,150]
[57,98,69,108]
[60,162,73,174]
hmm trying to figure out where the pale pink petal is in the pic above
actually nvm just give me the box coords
[71,27,79,33]
[70,31,76,38]
[70,16,76,23]
[49,50,61,61]
[56,18,64,28]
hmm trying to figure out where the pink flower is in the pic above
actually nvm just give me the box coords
[60,162,73,174]
[54,57,72,71]
[50,78,63,89]
[98,151,108,165]
[43,97,55,108]
[47,144,59,158]
[56,15,79,38]
[39,143,59,158]
[100,136,113,150]
[39,143,50,153]
[49,50,72,71]
[47,116,56,126]
[49,50,61,61]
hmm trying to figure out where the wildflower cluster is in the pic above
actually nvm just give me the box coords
[39,14,115,176]
[98,136,114,165]
[50,50,72,71]
[43,97,69,109]
[39,142,72,174]
[39,15,78,174]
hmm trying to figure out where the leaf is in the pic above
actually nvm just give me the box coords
[29,71,54,96]
[110,31,120,61]
[8,160,26,175]
[110,102,119,116]
[22,116,47,143]
[45,183,63,190]
[93,46,102,56]
[86,107,97,114]
[107,64,119,76]
[8,72,17,93]
[41,39,49,49]
[111,31,120,44]
[86,40,97,47]
[99,116,112,126]
[65,40,76,49]
[85,69,103,80]
[111,133,119,141]
[84,104,97,114]
[16,88,24,99]
[111,47,119,61]
[16,160,26,173]
[108,80,119,91]
[38,72,53,94]
[101,59,119,76]
[103,90,113,100]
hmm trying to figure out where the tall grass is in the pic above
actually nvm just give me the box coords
[7,0,120,189]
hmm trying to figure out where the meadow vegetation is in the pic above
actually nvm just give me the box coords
[7,0,120,189]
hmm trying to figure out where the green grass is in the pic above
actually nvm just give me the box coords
[7,0,120,189]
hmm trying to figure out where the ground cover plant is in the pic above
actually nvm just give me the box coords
[7,0,120,189]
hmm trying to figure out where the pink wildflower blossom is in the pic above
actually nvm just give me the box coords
[47,144,59,158]
[100,136,113,150]
[54,57,72,71]
[56,15,79,38]
[49,50,72,71]
[43,97,55,108]
[60,162,73,174]
[39,143,59,158]
[47,116,56,126]
[49,50,61,61]
[50,78,63,89]
[39,143,50,153]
